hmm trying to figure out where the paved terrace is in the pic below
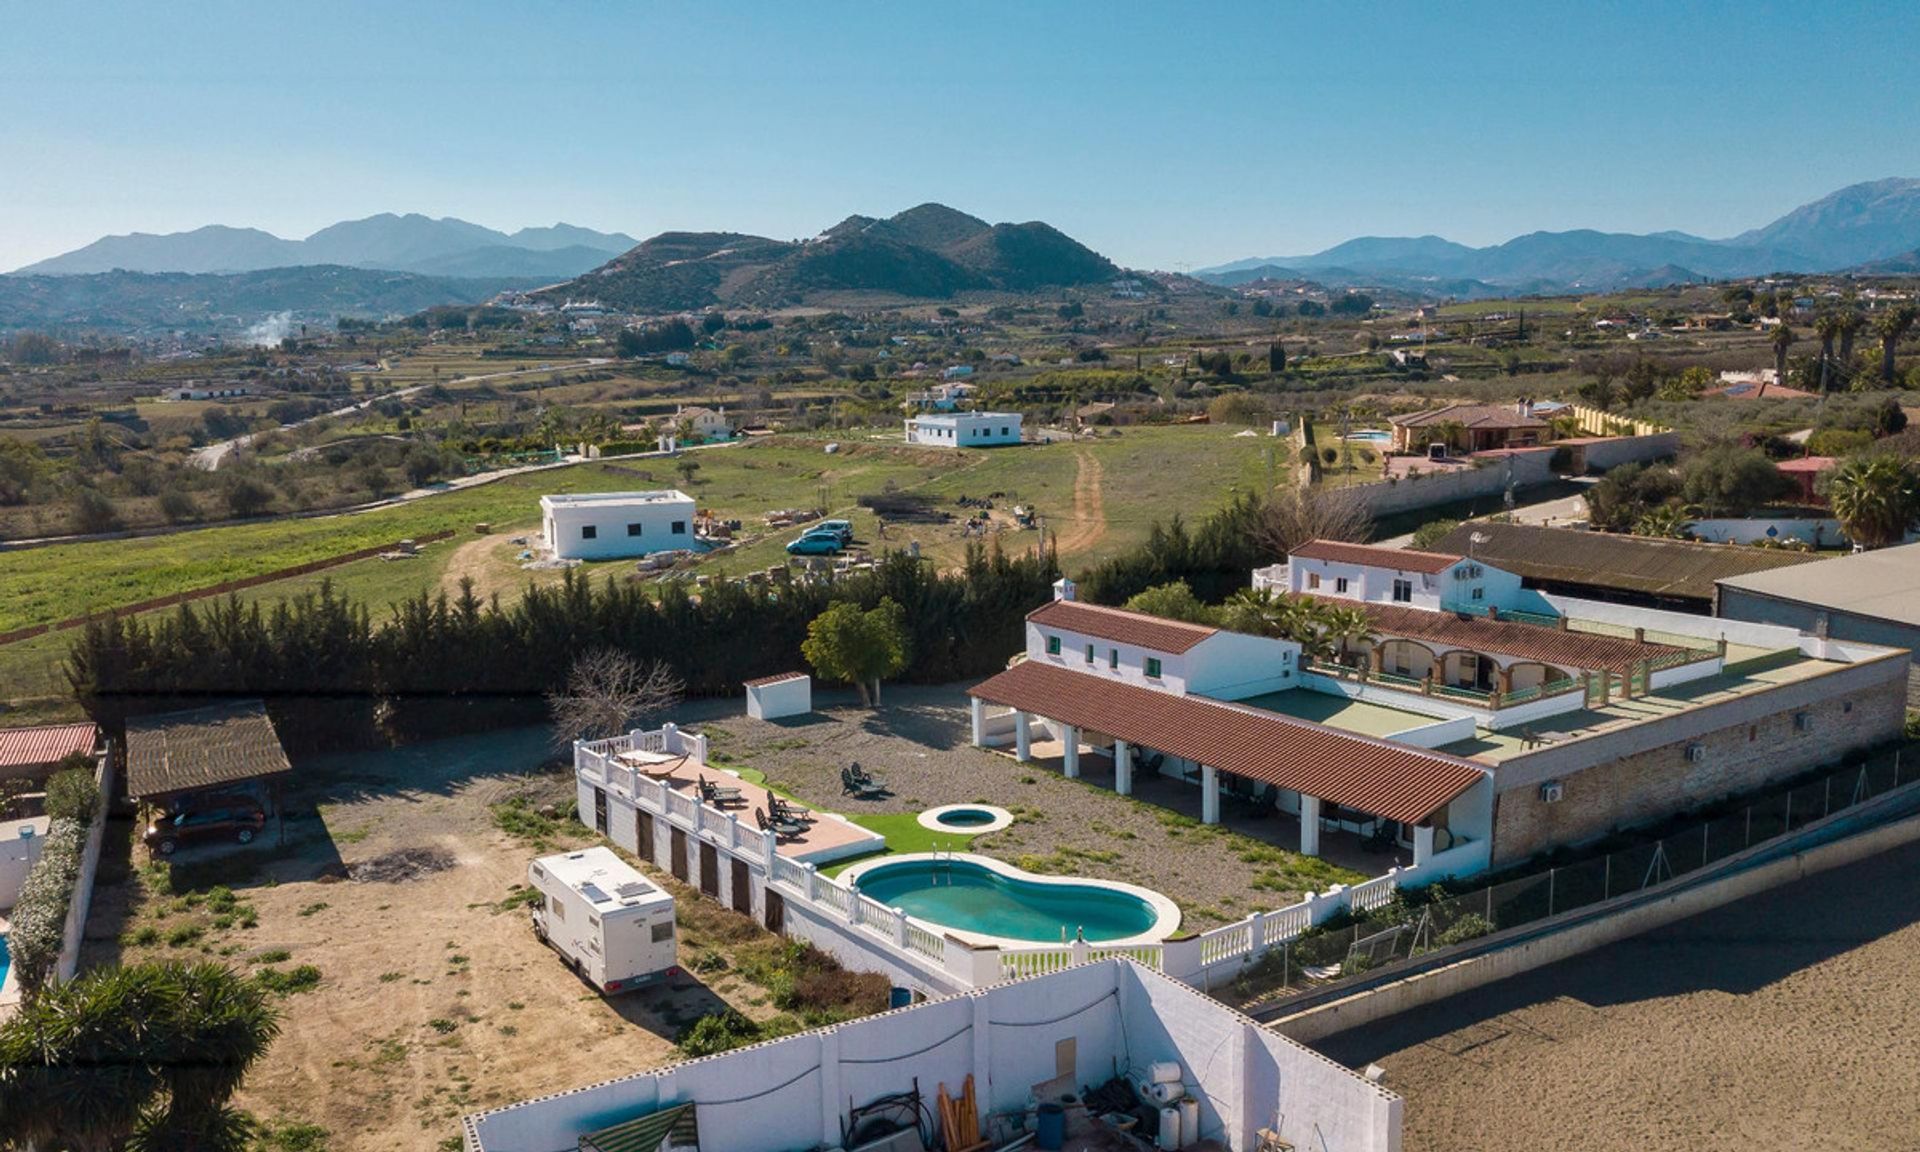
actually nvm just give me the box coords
[666,685,1377,930]
[604,746,877,860]
[1438,647,1837,765]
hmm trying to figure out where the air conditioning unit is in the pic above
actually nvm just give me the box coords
[1793,711,1813,732]
[1685,743,1707,763]
[1539,781,1564,803]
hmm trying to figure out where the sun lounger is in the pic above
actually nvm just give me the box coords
[699,778,745,807]
[755,807,805,839]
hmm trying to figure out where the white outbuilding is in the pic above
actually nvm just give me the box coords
[904,411,1023,448]
[744,672,811,720]
[541,490,697,561]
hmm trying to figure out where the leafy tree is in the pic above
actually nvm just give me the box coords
[1122,581,1219,625]
[1410,518,1461,550]
[1820,454,1920,549]
[1329,293,1373,316]
[1658,366,1715,401]
[1584,462,1683,533]
[402,447,442,487]
[1873,395,1909,438]
[1680,443,1793,518]
[3,331,61,365]
[616,320,696,358]
[674,457,701,485]
[1295,300,1327,318]
[72,487,122,534]
[1267,342,1286,374]
[802,599,909,707]
[223,476,274,519]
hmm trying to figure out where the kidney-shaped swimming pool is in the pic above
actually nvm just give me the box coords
[843,854,1180,945]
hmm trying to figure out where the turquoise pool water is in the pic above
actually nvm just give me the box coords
[932,808,998,828]
[0,934,9,989]
[1344,430,1393,443]
[855,860,1161,943]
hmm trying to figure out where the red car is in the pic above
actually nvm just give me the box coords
[144,798,267,855]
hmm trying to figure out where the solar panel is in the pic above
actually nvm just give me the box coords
[615,881,652,900]
[580,882,611,903]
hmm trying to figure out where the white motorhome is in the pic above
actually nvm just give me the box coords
[528,846,678,993]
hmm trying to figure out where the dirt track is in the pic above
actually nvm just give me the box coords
[1049,451,1107,556]
[1313,835,1920,1151]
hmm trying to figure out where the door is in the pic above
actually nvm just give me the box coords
[731,858,752,914]
[764,888,785,933]
[698,843,720,898]
[636,810,655,865]
[593,788,609,835]
[670,828,688,882]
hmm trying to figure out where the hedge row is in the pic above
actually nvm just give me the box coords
[9,816,87,996]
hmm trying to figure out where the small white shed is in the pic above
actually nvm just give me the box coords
[744,672,811,720]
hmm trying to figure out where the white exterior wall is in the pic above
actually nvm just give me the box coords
[1184,630,1302,700]
[542,492,697,560]
[0,817,48,908]
[745,677,811,720]
[1025,620,1194,693]
[904,411,1023,448]
[463,960,1402,1152]
[1290,555,1447,609]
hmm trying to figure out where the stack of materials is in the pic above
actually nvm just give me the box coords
[937,1074,986,1152]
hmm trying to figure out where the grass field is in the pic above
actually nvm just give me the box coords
[0,425,1288,712]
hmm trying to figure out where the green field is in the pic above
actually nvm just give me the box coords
[0,426,1289,711]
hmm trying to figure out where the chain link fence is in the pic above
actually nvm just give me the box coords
[1234,745,1913,1005]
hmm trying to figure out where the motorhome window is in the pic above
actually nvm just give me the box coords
[650,921,675,943]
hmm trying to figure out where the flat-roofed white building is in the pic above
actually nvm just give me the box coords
[904,410,1022,448]
[541,490,696,560]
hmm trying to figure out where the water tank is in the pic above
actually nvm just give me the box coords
[1035,1102,1066,1150]
[1156,1106,1181,1150]
[1178,1096,1199,1140]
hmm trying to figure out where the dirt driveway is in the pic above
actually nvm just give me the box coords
[1313,836,1920,1150]
[82,726,770,1151]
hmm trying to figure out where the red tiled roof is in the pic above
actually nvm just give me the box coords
[1290,539,1462,574]
[969,662,1484,824]
[1390,404,1547,430]
[1775,456,1836,474]
[0,723,99,771]
[1028,600,1218,654]
[744,672,808,688]
[1312,596,1683,673]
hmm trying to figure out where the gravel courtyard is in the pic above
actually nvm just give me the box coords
[676,682,1366,929]
[1312,835,1920,1151]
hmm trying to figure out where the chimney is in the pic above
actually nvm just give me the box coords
[1053,577,1077,602]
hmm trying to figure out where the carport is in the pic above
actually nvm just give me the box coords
[124,700,294,849]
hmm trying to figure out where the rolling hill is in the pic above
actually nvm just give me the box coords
[15,214,640,279]
[558,203,1120,311]
[1198,178,1920,292]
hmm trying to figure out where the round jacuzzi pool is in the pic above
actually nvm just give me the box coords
[917,803,1015,834]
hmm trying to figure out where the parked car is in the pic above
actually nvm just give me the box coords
[786,531,844,556]
[143,798,267,855]
[815,519,854,544]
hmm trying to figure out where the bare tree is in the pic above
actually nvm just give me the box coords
[547,649,685,751]
[1256,485,1368,559]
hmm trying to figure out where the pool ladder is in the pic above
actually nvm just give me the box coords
[931,844,954,885]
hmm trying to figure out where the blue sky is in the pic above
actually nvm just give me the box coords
[3,1,1917,272]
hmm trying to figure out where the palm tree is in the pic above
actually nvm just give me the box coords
[0,962,280,1152]
[1770,323,1794,396]
[1319,604,1375,664]
[1837,308,1867,380]
[1813,312,1844,394]
[1877,305,1918,385]
[1823,454,1920,549]
[1632,503,1695,540]
[1431,419,1468,455]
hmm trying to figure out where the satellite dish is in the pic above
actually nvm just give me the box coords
[1470,532,1491,546]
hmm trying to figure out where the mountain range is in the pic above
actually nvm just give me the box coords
[13,214,639,280]
[550,203,1121,311]
[1199,178,1920,295]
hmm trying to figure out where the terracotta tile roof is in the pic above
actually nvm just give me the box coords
[1314,596,1684,673]
[1390,404,1547,430]
[0,723,99,772]
[1290,539,1462,574]
[743,672,808,688]
[1028,600,1218,654]
[1425,522,1817,603]
[125,700,292,800]
[969,662,1484,825]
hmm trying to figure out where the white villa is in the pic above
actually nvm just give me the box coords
[973,543,1909,872]
[904,410,1022,448]
[541,490,697,561]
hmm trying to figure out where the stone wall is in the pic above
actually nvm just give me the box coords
[1489,655,1909,864]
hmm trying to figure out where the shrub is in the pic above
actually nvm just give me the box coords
[1436,913,1494,947]
[254,965,323,995]
[44,762,99,823]
[1409,518,1461,551]
[676,1009,762,1057]
[8,817,88,993]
